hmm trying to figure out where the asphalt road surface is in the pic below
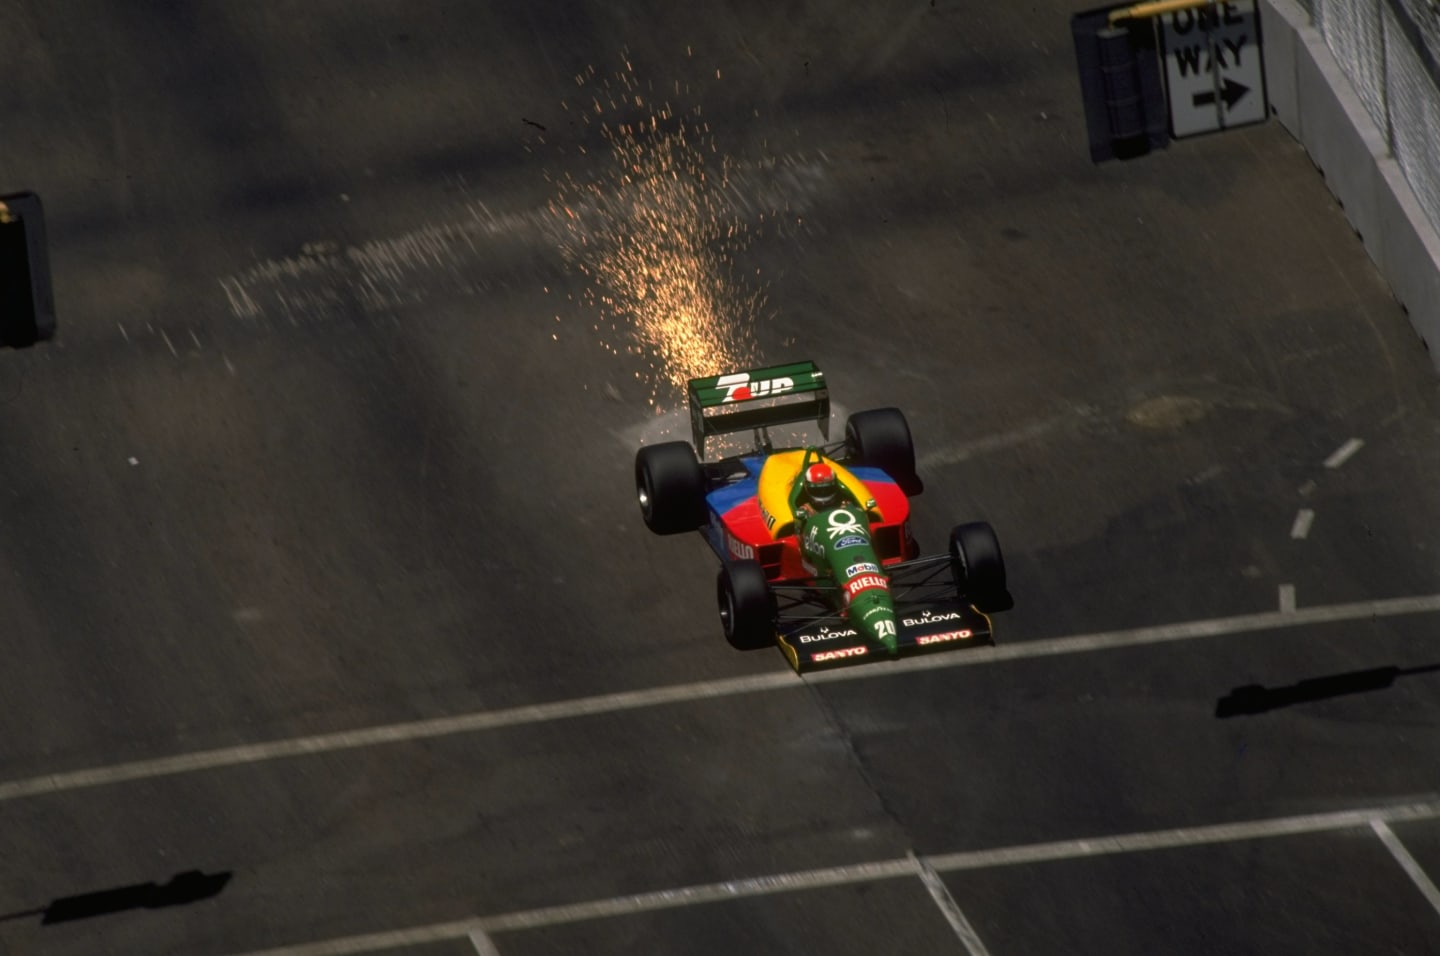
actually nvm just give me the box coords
[2,3,1439,954]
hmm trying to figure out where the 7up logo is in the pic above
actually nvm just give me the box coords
[716,372,795,403]
[826,508,864,539]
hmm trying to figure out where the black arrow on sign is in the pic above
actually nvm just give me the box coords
[1193,77,1249,110]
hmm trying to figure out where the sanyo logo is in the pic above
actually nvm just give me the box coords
[811,646,867,662]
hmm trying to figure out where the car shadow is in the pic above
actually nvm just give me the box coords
[0,869,232,926]
[1215,664,1440,718]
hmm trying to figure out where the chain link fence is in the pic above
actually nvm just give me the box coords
[1295,0,1440,237]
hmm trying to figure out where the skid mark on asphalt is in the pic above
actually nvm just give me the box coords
[224,799,1440,956]
[3,593,1439,803]
[215,155,831,327]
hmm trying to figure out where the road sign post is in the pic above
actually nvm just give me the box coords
[0,191,56,348]
[1159,0,1267,137]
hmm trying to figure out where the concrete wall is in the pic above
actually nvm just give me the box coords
[1261,0,1440,374]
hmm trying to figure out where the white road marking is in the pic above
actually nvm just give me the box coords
[925,800,1440,871]
[806,593,1440,685]
[1297,479,1317,498]
[117,321,129,343]
[1278,584,1296,613]
[230,918,485,956]
[1371,820,1440,918]
[4,593,1440,803]
[226,800,1440,956]
[1324,437,1364,469]
[910,852,992,956]
[1290,509,1315,539]
[159,328,178,357]
[468,928,503,956]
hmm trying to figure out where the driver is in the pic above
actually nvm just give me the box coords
[798,462,844,513]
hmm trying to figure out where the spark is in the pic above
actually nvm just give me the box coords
[548,54,766,407]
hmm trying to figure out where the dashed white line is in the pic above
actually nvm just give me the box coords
[910,852,991,956]
[1290,508,1315,540]
[1371,820,1440,918]
[1278,584,1296,613]
[4,593,1440,803]
[116,321,129,343]
[159,327,178,357]
[225,799,1440,956]
[1324,437,1365,469]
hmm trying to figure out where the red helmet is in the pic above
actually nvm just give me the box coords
[804,462,841,509]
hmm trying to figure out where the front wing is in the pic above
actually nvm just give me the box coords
[777,600,993,673]
[770,553,996,673]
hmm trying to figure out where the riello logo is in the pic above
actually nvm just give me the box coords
[812,646,867,662]
[716,372,795,402]
[844,574,888,599]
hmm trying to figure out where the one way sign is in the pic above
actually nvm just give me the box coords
[1160,0,1267,137]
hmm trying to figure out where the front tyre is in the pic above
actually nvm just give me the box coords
[950,521,1006,608]
[718,560,776,651]
[845,407,922,495]
[635,441,706,535]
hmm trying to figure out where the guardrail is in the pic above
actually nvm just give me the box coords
[1262,0,1440,375]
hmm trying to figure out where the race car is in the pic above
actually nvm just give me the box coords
[633,359,1010,673]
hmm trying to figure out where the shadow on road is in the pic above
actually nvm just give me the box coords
[0,869,231,926]
[1216,664,1440,718]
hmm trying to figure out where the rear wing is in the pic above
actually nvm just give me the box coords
[687,360,829,458]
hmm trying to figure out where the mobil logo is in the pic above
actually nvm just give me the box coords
[844,561,880,579]
[717,372,794,403]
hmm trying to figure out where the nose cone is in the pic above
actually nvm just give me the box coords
[846,581,899,656]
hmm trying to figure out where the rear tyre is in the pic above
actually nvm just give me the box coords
[635,442,706,535]
[718,560,776,651]
[845,407,922,495]
[950,521,1006,607]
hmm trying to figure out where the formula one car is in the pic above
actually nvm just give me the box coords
[634,360,1010,673]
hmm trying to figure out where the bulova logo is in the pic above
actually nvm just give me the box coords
[800,625,858,643]
[811,646,867,662]
[716,372,794,403]
[902,610,966,627]
[916,629,974,645]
